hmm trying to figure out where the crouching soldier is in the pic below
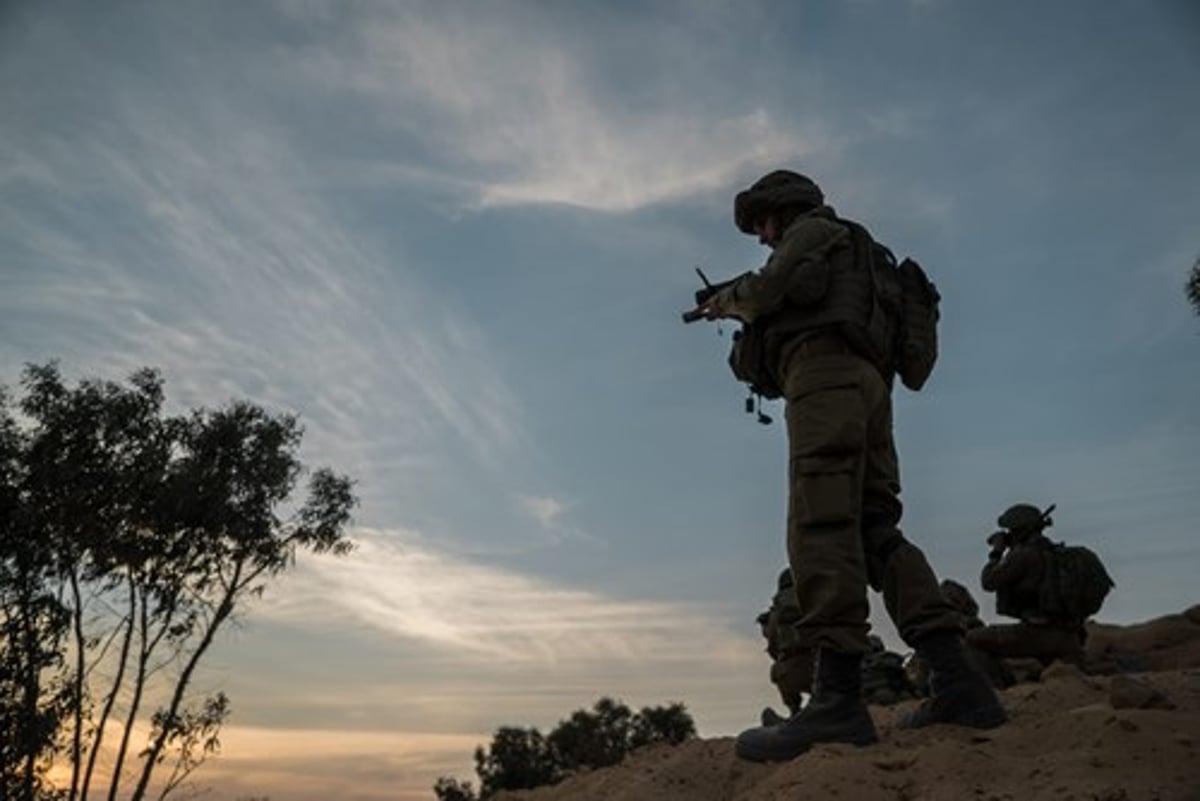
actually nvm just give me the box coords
[969,503,1114,669]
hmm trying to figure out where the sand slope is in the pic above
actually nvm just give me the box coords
[496,607,1200,801]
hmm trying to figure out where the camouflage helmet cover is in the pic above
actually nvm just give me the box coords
[997,503,1049,531]
[734,170,824,234]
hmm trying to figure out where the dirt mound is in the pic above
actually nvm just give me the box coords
[495,610,1200,801]
[1085,604,1200,673]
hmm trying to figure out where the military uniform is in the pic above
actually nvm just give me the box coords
[708,171,1004,763]
[759,571,917,713]
[718,205,961,656]
[970,511,1087,666]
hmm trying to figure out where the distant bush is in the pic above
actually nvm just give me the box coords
[433,697,696,801]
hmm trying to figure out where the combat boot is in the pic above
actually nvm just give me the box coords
[736,649,878,762]
[899,630,1007,729]
[759,707,788,726]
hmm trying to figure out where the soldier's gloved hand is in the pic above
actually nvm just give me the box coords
[698,294,728,321]
[986,530,1008,550]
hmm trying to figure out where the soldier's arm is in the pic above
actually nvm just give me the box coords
[981,545,1038,592]
[712,217,848,322]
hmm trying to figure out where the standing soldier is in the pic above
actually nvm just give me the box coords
[689,170,1005,762]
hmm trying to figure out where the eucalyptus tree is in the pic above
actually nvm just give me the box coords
[0,363,357,801]
[0,383,72,800]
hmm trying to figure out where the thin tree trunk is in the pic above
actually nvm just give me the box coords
[69,570,85,801]
[107,586,152,801]
[18,576,41,801]
[129,562,244,801]
[82,576,136,801]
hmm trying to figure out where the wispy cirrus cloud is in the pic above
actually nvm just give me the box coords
[279,5,832,212]
[517,494,569,528]
[259,527,748,665]
[513,493,600,546]
[0,38,528,511]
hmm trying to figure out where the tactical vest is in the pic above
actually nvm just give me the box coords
[763,212,898,382]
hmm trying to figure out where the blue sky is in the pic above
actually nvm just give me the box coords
[3,1,1199,799]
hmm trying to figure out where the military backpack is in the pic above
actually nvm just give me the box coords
[840,219,942,391]
[1039,542,1115,623]
[892,257,941,391]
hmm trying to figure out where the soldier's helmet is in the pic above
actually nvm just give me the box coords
[997,503,1049,532]
[734,170,824,234]
[776,567,794,592]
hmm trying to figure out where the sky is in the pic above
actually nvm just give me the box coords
[2,1,1199,799]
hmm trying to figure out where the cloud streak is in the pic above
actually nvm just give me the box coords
[282,5,832,212]
[259,527,749,665]
[1,37,532,520]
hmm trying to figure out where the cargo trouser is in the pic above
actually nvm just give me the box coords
[780,339,961,655]
[966,622,1086,666]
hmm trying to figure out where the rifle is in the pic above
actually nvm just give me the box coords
[682,267,773,424]
[681,267,744,323]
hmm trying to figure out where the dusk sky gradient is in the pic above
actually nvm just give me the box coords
[3,2,1199,799]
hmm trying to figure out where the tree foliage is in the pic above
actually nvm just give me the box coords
[627,701,695,750]
[434,697,696,800]
[547,696,632,771]
[431,778,476,801]
[473,727,559,798]
[0,362,357,801]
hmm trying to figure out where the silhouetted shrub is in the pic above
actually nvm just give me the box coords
[434,697,696,800]
[473,726,559,798]
[629,701,696,749]
[432,777,477,801]
[548,697,633,771]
